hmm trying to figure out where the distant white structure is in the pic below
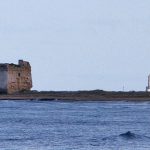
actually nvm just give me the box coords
[146,74,150,92]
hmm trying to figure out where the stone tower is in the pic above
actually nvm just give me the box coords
[0,60,32,94]
[146,74,150,92]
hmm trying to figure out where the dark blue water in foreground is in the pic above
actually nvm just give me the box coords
[0,100,150,150]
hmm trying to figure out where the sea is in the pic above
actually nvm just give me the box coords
[0,100,150,150]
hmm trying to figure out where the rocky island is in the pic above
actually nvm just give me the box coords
[0,90,150,101]
[0,60,150,101]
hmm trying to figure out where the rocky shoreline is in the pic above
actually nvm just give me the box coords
[0,90,150,101]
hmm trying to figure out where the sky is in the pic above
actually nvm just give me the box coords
[0,0,150,91]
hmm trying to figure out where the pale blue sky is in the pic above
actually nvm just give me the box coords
[0,0,150,91]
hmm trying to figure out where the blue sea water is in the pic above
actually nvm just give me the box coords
[0,100,150,150]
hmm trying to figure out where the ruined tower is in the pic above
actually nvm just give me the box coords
[146,74,150,92]
[0,60,32,94]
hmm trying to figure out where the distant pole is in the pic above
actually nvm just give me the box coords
[123,86,125,92]
[148,75,150,88]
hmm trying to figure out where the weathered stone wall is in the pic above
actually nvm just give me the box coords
[7,60,32,94]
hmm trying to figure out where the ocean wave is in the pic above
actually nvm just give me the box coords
[102,131,150,141]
